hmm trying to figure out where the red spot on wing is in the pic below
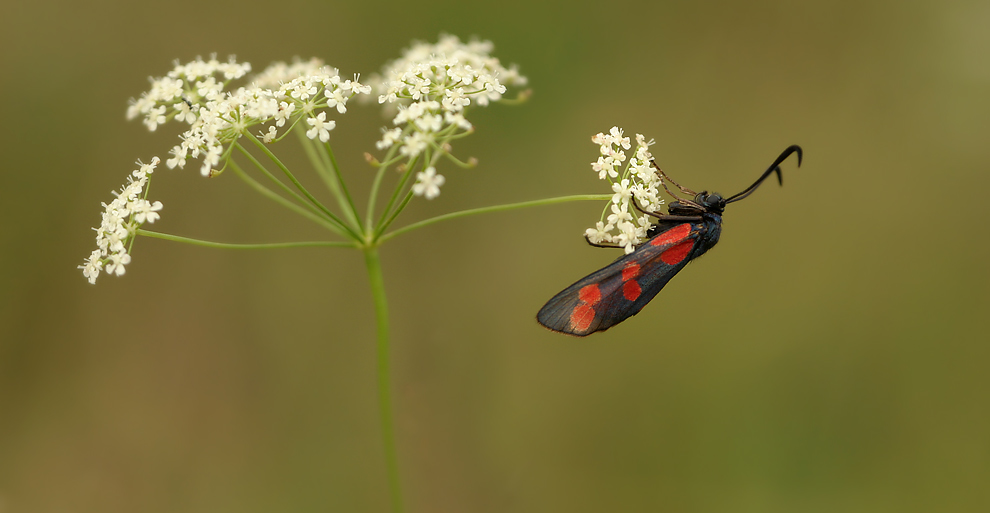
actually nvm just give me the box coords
[661,239,694,265]
[569,285,602,332]
[578,284,602,305]
[623,280,642,301]
[570,304,596,332]
[622,262,640,281]
[649,223,692,247]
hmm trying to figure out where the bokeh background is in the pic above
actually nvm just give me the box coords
[2,0,988,511]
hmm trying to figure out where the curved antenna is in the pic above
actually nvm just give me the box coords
[725,145,803,204]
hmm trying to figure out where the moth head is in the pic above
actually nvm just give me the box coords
[695,191,726,214]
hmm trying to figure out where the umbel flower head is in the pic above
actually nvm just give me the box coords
[80,158,163,284]
[83,36,528,284]
[372,34,528,199]
[585,127,663,254]
[127,55,371,177]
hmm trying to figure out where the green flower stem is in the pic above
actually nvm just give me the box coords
[363,247,404,513]
[375,190,415,239]
[378,194,613,243]
[366,163,391,233]
[365,129,410,232]
[295,130,359,229]
[323,141,362,232]
[244,132,362,241]
[228,159,349,237]
[137,229,357,249]
[375,155,421,233]
[295,127,341,196]
[438,149,475,169]
[234,144,331,221]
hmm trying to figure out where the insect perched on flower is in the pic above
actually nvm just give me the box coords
[537,143,803,336]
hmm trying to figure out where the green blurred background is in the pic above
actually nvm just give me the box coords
[2,0,988,511]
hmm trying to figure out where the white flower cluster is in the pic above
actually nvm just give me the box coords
[80,158,164,284]
[585,127,664,254]
[126,56,371,177]
[374,34,527,199]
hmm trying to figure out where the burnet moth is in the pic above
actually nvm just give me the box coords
[537,145,803,336]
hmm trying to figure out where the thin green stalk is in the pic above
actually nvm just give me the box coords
[374,155,420,233]
[323,141,361,231]
[365,129,410,232]
[375,191,414,239]
[228,159,350,237]
[138,229,356,249]
[296,128,343,198]
[234,144,331,222]
[438,149,476,168]
[378,194,612,243]
[363,248,403,513]
[244,132,362,240]
[295,129,361,230]
[366,162,391,233]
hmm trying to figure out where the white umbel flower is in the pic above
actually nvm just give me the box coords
[127,55,370,177]
[586,127,662,253]
[372,34,527,185]
[81,157,163,283]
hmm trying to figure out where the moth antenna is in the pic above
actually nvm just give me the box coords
[725,145,803,204]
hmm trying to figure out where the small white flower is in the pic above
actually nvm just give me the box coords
[135,157,160,177]
[399,132,432,157]
[144,105,167,131]
[290,81,319,101]
[611,179,633,205]
[200,145,223,177]
[442,88,471,112]
[306,111,335,142]
[324,87,348,113]
[131,199,163,224]
[196,76,224,99]
[609,126,631,150]
[105,252,131,277]
[592,156,618,180]
[412,167,445,200]
[173,100,198,124]
[79,249,103,284]
[261,125,278,143]
[635,214,654,239]
[607,202,633,227]
[584,222,613,244]
[274,101,294,127]
[376,127,403,150]
[615,222,639,254]
[414,113,442,132]
[609,147,627,163]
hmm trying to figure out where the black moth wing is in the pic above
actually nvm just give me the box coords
[537,221,705,336]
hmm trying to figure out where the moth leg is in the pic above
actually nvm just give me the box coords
[584,236,626,249]
[631,198,662,218]
[650,159,697,198]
